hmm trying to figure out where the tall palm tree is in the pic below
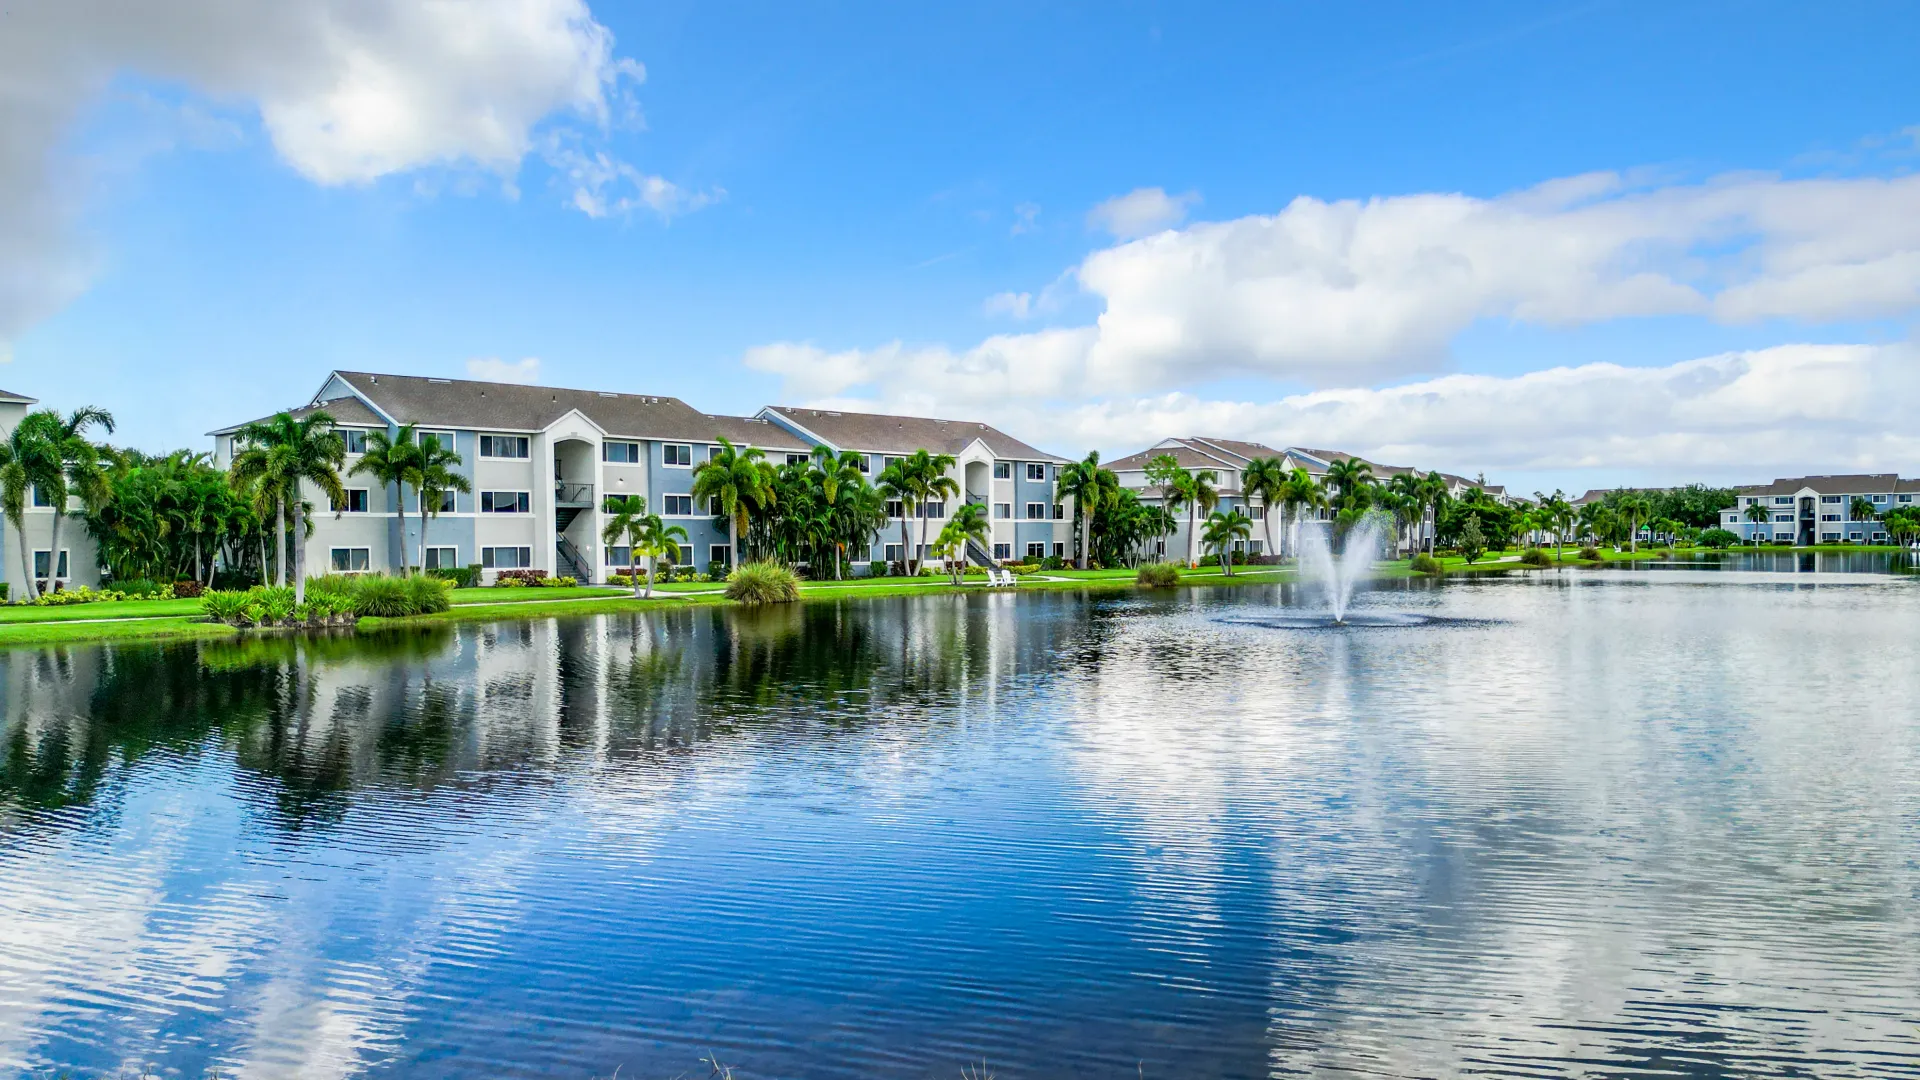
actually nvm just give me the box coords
[1241,455,1288,558]
[898,448,958,574]
[603,495,679,597]
[1744,499,1772,547]
[1168,468,1219,568]
[1323,457,1374,513]
[1056,451,1118,569]
[350,425,424,574]
[810,445,867,506]
[16,407,116,594]
[1420,471,1450,554]
[874,458,917,573]
[1200,509,1254,575]
[416,433,470,574]
[1850,496,1880,539]
[230,411,346,603]
[934,501,990,583]
[0,420,54,598]
[692,437,776,565]
[1387,472,1426,557]
[1278,468,1324,560]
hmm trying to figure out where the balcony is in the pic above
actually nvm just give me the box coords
[556,482,594,506]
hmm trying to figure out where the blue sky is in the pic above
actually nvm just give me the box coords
[4,0,1918,493]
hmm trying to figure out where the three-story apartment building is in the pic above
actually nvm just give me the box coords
[1,387,105,596]
[210,371,1073,582]
[1721,474,1920,544]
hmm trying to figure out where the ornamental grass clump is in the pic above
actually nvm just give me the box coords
[725,561,800,605]
[1411,553,1442,575]
[1520,548,1552,567]
[1579,545,1602,562]
[1136,562,1180,587]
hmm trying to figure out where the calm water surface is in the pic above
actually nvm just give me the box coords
[3,570,1919,1078]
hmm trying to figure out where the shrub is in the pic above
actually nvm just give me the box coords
[202,590,254,624]
[494,569,549,586]
[1697,528,1739,550]
[1136,563,1180,587]
[1040,555,1066,571]
[537,576,578,588]
[725,561,801,605]
[963,565,988,577]
[172,579,205,599]
[401,574,452,614]
[1411,553,1442,575]
[113,578,159,597]
[30,583,171,605]
[427,565,478,588]
[348,575,412,617]
[707,560,730,580]
[1521,548,1552,567]
[1006,563,1037,575]
[0,582,7,601]
[1578,545,1602,561]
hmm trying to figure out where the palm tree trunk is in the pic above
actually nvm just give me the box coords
[899,514,912,574]
[45,499,64,592]
[258,532,269,586]
[638,545,649,598]
[292,499,307,603]
[394,483,409,576]
[194,535,203,583]
[730,514,740,569]
[15,520,36,602]
[275,492,287,588]
[1186,505,1198,568]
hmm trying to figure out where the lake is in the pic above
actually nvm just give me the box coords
[4,568,1920,1078]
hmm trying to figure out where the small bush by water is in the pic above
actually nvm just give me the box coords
[203,574,450,628]
[1520,548,1552,567]
[726,561,801,605]
[1136,563,1180,587]
[1579,545,1602,561]
[1411,553,1441,574]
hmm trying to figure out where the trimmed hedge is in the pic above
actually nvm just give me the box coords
[725,561,800,605]
[1136,563,1180,587]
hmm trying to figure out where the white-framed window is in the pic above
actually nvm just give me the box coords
[32,550,69,579]
[993,542,1011,560]
[663,444,693,467]
[1026,542,1046,559]
[1821,514,1840,522]
[1901,495,1914,503]
[993,502,1011,519]
[30,486,54,508]
[852,455,870,474]
[1821,495,1842,504]
[1052,542,1065,558]
[884,543,904,563]
[1848,532,1863,542]
[1774,532,1793,541]
[429,490,457,513]
[332,489,369,513]
[883,456,902,472]
[1052,503,1065,520]
[1773,513,1793,523]
[1822,532,1841,542]
[1027,463,1046,481]
[710,544,731,567]
[1026,502,1046,519]
[482,546,533,569]
[424,546,459,570]
[1249,540,1264,555]
[607,546,632,566]
[481,491,531,513]
[677,544,696,566]
[1154,539,1166,555]
[342,429,368,454]
[329,547,371,572]
[1251,505,1267,520]
[707,495,723,516]
[921,500,945,518]
[993,462,1011,479]
[603,441,641,464]
[1773,496,1792,505]
[417,430,456,451]
[785,452,809,466]
[480,434,529,459]
[662,494,694,516]
[885,500,904,519]
[1874,494,1889,503]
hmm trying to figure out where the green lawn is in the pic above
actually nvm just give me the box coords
[0,616,233,647]
[448,584,635,604]
[0,597,205,623]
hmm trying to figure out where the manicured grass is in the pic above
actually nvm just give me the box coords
[0,597,205,623]
[0,616,233,647]
[448,585,632,605]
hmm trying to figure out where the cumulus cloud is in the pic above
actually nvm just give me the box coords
[467,356,543,384]
[1087,187,1201,239]
[0,0,681,344]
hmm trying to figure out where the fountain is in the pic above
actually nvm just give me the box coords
[1300,516,1382,624]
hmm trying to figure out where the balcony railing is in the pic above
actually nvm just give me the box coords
[555,483,594,505]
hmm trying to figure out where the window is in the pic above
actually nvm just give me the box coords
[603,441,641,463]
[922,500,945,518]
[332,489,369,513]
[480,434,529,459]
[32,550,69,579]
[1874,494,1889,503]
[993,543,1011,560]
[1249,540,1264,555]
[1026,542,1046,559]
[1848,532,1863,542]
[1822,532,1841,542]
[1901,495,1914,503]
[1773,513,1793,523]
[885,500,904,519]
[883,456,902,472]
[1773,496,1792,505]
[607,546,632,566]
[1774,532,1793,541]
[663,444,692,467]
[710,544,731,567]
[884,543,905,563]
[678,544,696,567]
[1027,463,1046,481]
[786,453,810,466]
[329,547,371,572]
[708,496,724,516]
[1251,505,1267,520]
[1821,495,1842,504]
[482,546,533,569]
[343,429,368,454]
[1052,542,1065,558]
[424,547,458,570]
[417,430,456,451]
[1154,539,1166,556]
[993,462,1011,479]
[993,502,1012,519]
[30,486,53,508]
[429,490,457,513]
[1821,514,1840,522]
[481,491,530,513]
[662,494,694,515]
[1022,502,1044,519]
[1052,503,1065,520]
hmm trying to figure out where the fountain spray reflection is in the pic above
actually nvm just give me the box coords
[1300,515,1384,623]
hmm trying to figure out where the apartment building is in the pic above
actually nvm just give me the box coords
[0,387,105,596]
[1721,474,1920,545]
[209,371,1073,582]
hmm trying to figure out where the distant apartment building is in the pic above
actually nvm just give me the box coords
[0,387,105,596]
[209,371,1072,582]
[1721,474,1920,545]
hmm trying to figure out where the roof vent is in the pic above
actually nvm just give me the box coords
[428,378,450,384]
[598,392,617,398]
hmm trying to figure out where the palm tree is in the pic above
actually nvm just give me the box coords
[1618,491,1653,552]
[1420,471,1450,554]
[350,426,424,574]
[416,433,470,574]
[1323,457,1375,513]
[230,411,346,603]
[1850,496,1880,540]
[639,516,689,592]
[1387,472,1426,557]
[692,437,776,566]
[1536,490,1575,565]
[1241,455,1288,558]
[897,448,959,574]
[1200,509,1254,575]
[15,407,116,594]
[1057,451,1119,569]
[602,495,671,597]
[1168,468,1219,568]
[0,421,52,597]
[1278,467,1323,561]
[1744,499,1772,546]
[874,458,917,573]
[934,501,990,583]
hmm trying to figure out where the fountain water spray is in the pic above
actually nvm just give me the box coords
[1300,515,1384,623]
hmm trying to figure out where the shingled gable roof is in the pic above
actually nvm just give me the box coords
[0,388,36,404]
[1737,474,1920,497]
[762,407,1067,462]
[1106,436,1289,472]
[208,395,386,435]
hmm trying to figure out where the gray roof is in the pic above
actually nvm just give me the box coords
[1107,436,1289,472]
[707,414,809,454]
[763,407,1067,462]
[209,395,386,435]
[0,388,35,404]
[1737,474,1920,497]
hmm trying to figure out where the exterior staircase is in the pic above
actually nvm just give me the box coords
[556,536,592,582]
[965,538,997,568]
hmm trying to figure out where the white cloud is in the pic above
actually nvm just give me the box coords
[1087,186,1201,239]
[0,0,674,344]
[983,291,1033,319]
[467,356,543,384]
[1010,201,1041,235]
[543,136,722,219]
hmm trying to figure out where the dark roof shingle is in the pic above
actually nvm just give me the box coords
[764,407,1066,462]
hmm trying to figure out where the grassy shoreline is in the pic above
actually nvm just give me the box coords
[4,547,1910,647]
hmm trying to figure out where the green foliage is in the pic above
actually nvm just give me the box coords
[1520,548,1552,567]
[1458,517,1487,564]
[538,576,579,587]
[1648,484,1738,529]
[1136,562,1180,587]
[427,565,478,588]
[1579,545,1602,561]
[26,583,174,606]
[347,574,453,616]
[1697,527,1739,549]
[1411,553,1441,574]
[725,561,801,605]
